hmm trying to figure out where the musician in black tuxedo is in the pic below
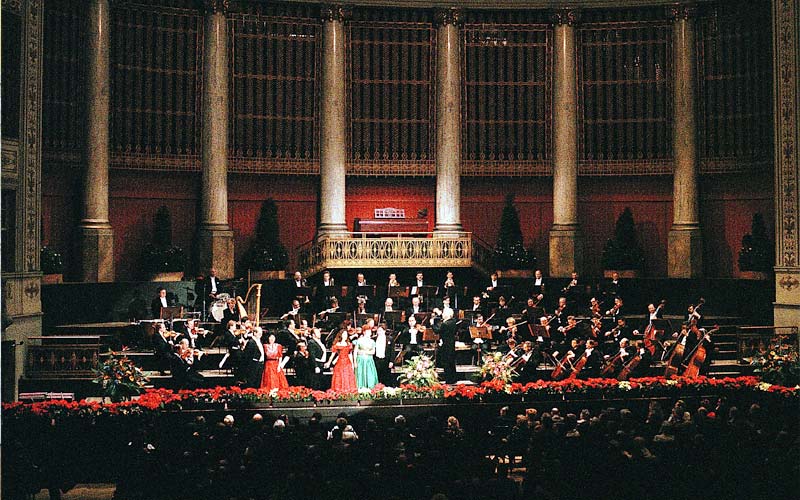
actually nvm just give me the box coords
[222,320,244,381]
[531,269,546,299]
[152,322,175,371]
[242,327,265,389]
[628,340,652,378]
[292,341,315,388]
[469,296,487,317]
[307,328,328,389]
[514,341,542,383]
[406,296,424,317]
[196,268,221,303]
[396,315,423,359]
[172,339,205,389]
[373,322,394,385]
[432,308,458,383]
[576,339,603,379]
[603,271,622,302]
[151,288,175,319]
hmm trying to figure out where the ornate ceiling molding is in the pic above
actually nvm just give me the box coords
[320,3,351,22]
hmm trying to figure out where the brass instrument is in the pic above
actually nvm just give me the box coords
[236,283,263,326]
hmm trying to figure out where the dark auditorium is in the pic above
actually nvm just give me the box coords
[1,0,799,499]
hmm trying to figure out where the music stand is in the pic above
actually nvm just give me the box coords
[413,285,438,306]
[316,285,340,300]
[422,327,440,343]
[529,324,550,340]
[389,286,410,299]
[294,286,313,301]
[324,312,347,328]
[469,325,493,341]
[460,310,477,324]
[160,306,183,321]
[383,311,403,329]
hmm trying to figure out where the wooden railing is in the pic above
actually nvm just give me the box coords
[298,232,476,275]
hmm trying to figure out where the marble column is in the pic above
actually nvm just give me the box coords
[198,0,234,278]
[317,4,349,238]
[549,9,584,277]
[667,5,702,278]
[80,0,114,282]
[433,8,464,236]
[773,0,800,326]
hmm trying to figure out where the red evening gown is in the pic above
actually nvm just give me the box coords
[260,343,288,390]
[330,343,357,392]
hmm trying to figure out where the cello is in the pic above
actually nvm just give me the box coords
[682,326,717,378]
[617,352,641,381]
[663,333,687,378]
[600,348,628,378]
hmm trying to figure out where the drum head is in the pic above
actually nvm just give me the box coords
[210,302,227,322]
[216,293,230,302]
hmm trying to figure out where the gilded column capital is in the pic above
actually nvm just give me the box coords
[434,8,462,27]
[667,4,698,22]
[320,4,351,23]
[200,0,229,14]
[550,9,580,27]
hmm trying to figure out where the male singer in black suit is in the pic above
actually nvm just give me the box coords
[196,267,220,303]
[307,328,327,389]
[242,327,265,388]
[433,308,458,383]
[373,322,394,385]
[151,288,175,319]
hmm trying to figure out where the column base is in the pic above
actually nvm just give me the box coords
[774,268,800,326]
[549,224,584,278]
[198,225,234,279]
[79,223,115,282]
[317,223,349,239]
[433,223,465,238]
[668,224,703,278]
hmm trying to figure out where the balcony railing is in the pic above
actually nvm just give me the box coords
[297,232,478,275]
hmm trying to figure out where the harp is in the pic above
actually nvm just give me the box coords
[235,284,263,326]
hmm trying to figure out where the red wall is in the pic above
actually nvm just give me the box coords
[42,170,773,280]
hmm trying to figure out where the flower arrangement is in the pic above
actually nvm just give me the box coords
[749,337,800,387]
[4,376,798,421]
[92,352,149,402]
[397,354,440,387]
[480,351,518,384]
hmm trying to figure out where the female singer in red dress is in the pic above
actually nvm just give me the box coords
[327,329,357,392]
[261,333,289,390]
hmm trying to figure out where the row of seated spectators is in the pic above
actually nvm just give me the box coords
[3,397,798,500]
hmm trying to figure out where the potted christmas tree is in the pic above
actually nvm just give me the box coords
[141,206,186,281]
[243,199,288,280]
[601,207,645,278]
[493,194,536,277]
[738,213,773,280]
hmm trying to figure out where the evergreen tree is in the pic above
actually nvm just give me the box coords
[601,207,644,270]
[141,205,186,273]
[245,199,288,271]
[739,213,773,272]
[494,194,534,270]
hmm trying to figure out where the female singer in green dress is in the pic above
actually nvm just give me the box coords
[354,326,379,389]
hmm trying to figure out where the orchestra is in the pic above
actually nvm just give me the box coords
[142,269,718,389]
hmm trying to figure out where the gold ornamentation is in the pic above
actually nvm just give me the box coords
[779,275,800,292]
[201,0,229,14]
[550,9,580,26]
[667,4,698,21]
[24,0,43,273]
[434,8,462,27]
[320,4,350,23]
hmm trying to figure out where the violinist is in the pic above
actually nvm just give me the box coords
[396,315,423,360]
[153,321,176,369]
[513,341,541,383]
[588,297,602,318]
[605,296,625,323]
[604,317,632,354]
[173,338,206,389]
[603,271,622,302]
[560,315,584,347]
[589,314,603,340]
[550,297,569,331]
[522,296,545,325]
[221,319,245,381]
[184,318,204,349]
[492,296,512,327]
[499,317,518,342]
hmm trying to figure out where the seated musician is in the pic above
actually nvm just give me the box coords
[493,296,512,326]
[577,339,603,379]
[470,295,487,317]
[173,338,205,389]
[387,273,400,288]
[355,273,368,287]
[221,298,240,326]
[406,296,424,317]
[184,318,205,349]
[498,337,517,355]
[355,297,370,316]
[396,315,423,358]
[499,316,519,342]
[605,296,625,323]
[514,341,541,383]
[280,299,304,321]
[606,337,632,365]
[292,271,306,288]
[321,270,335,287]
[383,298,395,312]
[629,340,652,378]
[551,297,569,329]
[604,317,632,354]
[318,297,340,321]
[151,287,175,319]
[522,296,545,325]
[560,315,584,347]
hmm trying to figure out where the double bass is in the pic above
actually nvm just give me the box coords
[643,299,667,355]
[663,333,688,378]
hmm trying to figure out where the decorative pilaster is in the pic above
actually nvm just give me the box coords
[198,0,234,278]
[433,8,464,236]
[773,0,800,326]
[667,4,702,278]
[549,9,583,277]
[317,4,349,238]
[80,0,114,282]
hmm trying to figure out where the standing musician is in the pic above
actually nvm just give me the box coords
[321,270,335,287]
[307,328,328,389]
[197,267,220,302]
[561,271,581,304]
[551,297,570,330]
[242,327,265,389]
[373,322,394,385]
[531,269,546,299]
[671,321,699,363]
[687,302,704,328]
[356,273,369,287]
[221,319,245,382]
[153,322,177,370]
[603,271,622,302]
[486,271,500,293]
